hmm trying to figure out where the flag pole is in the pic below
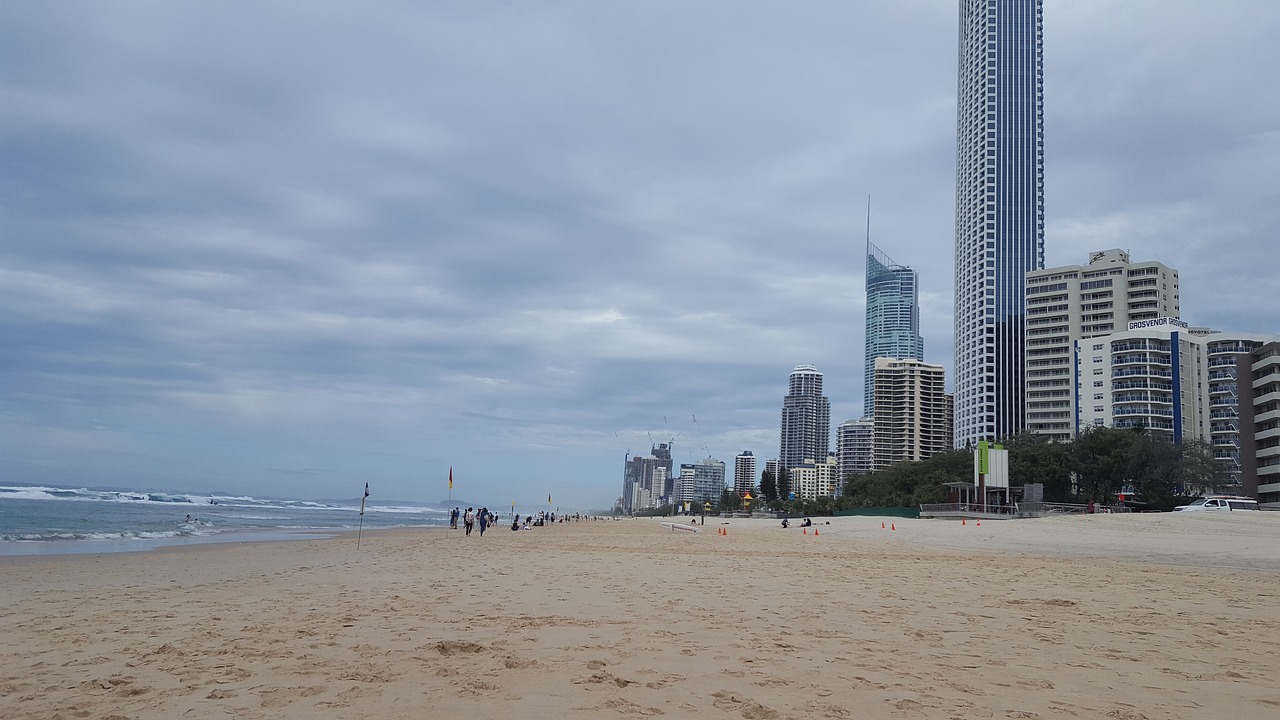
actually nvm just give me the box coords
[357,482,369,550]
[448,465,454,537]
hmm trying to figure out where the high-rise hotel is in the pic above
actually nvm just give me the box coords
[953,0,1046,446]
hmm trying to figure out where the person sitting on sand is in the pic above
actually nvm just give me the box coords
[780,518,789,528]
[801,517,812,527]
[511,517,520,531]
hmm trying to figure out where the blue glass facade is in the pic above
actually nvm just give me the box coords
[865,241,924,416]
[953,0,1045,446]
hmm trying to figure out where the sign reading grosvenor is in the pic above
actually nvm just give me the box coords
[1127,317,1189,331]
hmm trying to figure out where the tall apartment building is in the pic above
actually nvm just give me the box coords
[954,0,1046,446]
[865,241,924,416]
[1025,250,1180,440]
[779,365,831,472]
[1238,342,1280,505]
[872,358,954,470]
[837,417,875,481]
[1077,321,1276,489]
[733,450,757,496]
[674,457,726,506]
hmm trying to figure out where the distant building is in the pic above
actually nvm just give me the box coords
[790,455,841,500]
[1077,321,1277,489]
[953,0,1046,447]
[865,242,924,416]
[733,450,757,496]
[1237,342,1280,506]
[621,442,674,514]
[674,457,726,506]
[836,417,875,480]
[872,358,953,470]
[1025,249,1180,440]
[780,365,831,472]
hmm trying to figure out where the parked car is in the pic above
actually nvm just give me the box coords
[1174,496,1260,512]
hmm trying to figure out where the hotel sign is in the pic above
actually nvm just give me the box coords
[1127,317,1189,331]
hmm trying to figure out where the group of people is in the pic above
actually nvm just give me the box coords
[450,507,496,536]
[779,517,813,529]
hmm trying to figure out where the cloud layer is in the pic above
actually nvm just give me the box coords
[3,1,1277,507]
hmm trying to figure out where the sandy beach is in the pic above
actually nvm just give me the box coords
[3,513,1279,719]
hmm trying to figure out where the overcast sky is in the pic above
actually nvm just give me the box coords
[3,1,1277,509]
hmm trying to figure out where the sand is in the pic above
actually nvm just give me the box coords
[2,512,1279,719]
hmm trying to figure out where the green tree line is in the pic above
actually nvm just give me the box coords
[738,427,1223,515]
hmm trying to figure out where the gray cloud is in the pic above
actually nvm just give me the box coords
[2,1,1276,506]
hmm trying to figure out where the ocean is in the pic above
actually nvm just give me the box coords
[0,484,450,556]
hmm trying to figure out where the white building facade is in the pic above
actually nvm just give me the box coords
[836,417,875,481]
[1076,320,1276,488]
[1025,249,1180,441]
[733,450,757,496]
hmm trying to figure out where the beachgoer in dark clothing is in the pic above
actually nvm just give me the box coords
[478,507,489,536]
[464,508,475,536]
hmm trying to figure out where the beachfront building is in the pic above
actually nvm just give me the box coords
[872,358,953,470]
[837,417,875,482]
[1238,342,1280,507]
[779,365,831,472]
[865,241,924,416]
[674,457,726,506]
[953,0,1046,447]
[789,455,841,500]
[1077,321,1277,491]
[621,442,675,514]
[733,450,757,496]
[1025,249,1180,441]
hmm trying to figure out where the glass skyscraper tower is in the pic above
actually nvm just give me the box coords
[953,0,1045,446]
[865,241,924,416]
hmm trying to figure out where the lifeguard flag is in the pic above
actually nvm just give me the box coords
[548,493,552,504]
[449,466,453,490]
[360,482,369,515]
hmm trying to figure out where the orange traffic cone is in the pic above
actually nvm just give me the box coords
[881,521,885,529]
[891,523,896,531]
[803,528,807,535]
[814,528,819,536]
[976,520,981,527]
[962,518,966,526]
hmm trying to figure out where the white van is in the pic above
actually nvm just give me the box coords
[1174,496,1260,512]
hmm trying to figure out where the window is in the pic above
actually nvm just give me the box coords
[1094,393,1104,400]
[1094,381,1103,387]
[1092,344,1104,351]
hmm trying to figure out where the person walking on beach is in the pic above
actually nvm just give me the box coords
[463,507,475,536]
[478,507,489,537]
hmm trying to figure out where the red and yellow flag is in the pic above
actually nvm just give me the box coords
[449,466,453,490]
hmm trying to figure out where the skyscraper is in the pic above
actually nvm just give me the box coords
[779,364,831,471]
[865,241,924,416]
[953,0,1046,446]
[733,450,757,496]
